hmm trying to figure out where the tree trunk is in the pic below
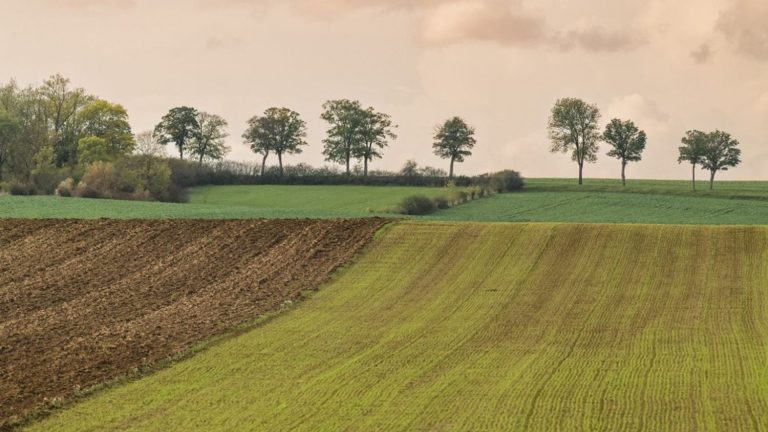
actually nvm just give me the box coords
[692,163,696,192]
[364,158,368,177]
[178,144,184,160]
[198,153,204,166]
[710,170,715,191]
[578,163,583,185]
[621,162,626,186]
[449,157,455,179]
[346,150,350,175]
[260,154,268,176]
[278,152,284,177]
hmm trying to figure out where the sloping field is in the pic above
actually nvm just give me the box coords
[0,218,386,429]
[27,222,768,431]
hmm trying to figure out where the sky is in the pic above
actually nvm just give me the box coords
[1,0,767,180]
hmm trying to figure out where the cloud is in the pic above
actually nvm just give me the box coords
[690,43,714,64]
[716,0,768,61]
[422,1,547,47]
[606,94,670,132]
[421,0,642,52]
[559,27,645,52]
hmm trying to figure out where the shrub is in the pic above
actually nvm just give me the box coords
[489,170,524,193]
[55,178,75,197]
[75,162,116,199]
[9,181,35,196]
[433,195,450,209]
[31,166,71,195]
[400,195,437,215]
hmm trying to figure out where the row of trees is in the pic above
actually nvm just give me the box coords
[154,100,478,179]
[548,97,742,190]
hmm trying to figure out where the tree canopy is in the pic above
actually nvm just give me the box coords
[321,99,365,175]
[603,118,646,186]
[433,117,476,179]
[354,108,397,176]
[187,112,230,165]
[700,130,741,190]
[154,106,199,160]
[243,107,307,176]
[548,98,601,185]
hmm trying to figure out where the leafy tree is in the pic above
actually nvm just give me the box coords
[1,83,48,181]
[355,108,397,176]
[154,106,199,160]
[602,118,647,186]
[39,74,92,167]
[678,130,708,191]
[548,98,601,185]
[433,116,476,178]
[0,110,20,181]
[78,100,135,158]
[77,136,111,166]
[243,107,308,176]
[187,112,229,165]
[321,99,365,175]
[701,130,741,190]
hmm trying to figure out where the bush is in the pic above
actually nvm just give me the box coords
[55,178,75,197]
[433,195,450,209]
[488,170,524,193]
[75,162,116,199]
[400,195,437,215]
[9,181,35,196]
[31,166,71,195]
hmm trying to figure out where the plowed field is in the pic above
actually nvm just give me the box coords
[25,222,768,431]
[0,218,386,429]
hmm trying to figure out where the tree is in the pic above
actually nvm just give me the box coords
[355,108,397,176]
[154,106,199,160]
[321,99,365,175]
[39,74,92,166]
[548,98,601,185]
[243,107,308,176]
[433,116,476,178]
[400,159,419,176]
[78,100,135,159]
[701,130,741,190]
[602,118,647,186]
[77,136,111,166]
[0,110,20,181]
[678,130,708,191]
[134,130,167,157]
[187,112,229,165]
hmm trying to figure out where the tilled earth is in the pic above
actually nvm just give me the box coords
[0,218,387,429]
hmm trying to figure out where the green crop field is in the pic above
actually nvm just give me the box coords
[27,222,768,431]
[2,180,767,224]
[0,185,444,219]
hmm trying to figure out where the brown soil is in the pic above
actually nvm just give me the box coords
[0,218,387,429]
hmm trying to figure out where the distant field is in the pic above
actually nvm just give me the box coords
[526,178,768,200]
[0,185,444,219]
[427,178,768,224]
[28,222,768,431]
[1,180,767,224]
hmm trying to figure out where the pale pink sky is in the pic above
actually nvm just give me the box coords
[2,0,767,179]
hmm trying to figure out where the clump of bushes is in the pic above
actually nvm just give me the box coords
[55,178,75,197]
[400,195,437,215]
[9,181,36,196]
[433,195,450,209]
[488,170,524,193]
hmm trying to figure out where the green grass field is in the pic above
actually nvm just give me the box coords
[0,185,445,219]
[27,222,768,431]
[1,179,767,224]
